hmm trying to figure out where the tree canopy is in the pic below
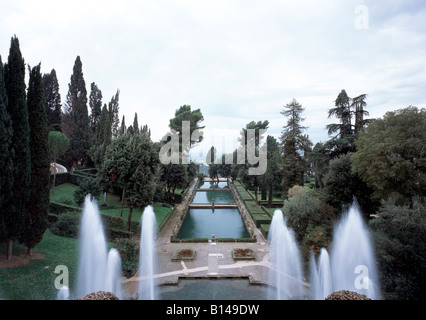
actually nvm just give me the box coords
[351,106,426,204]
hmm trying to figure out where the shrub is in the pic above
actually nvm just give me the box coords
[370,198,426,300]
[74,176,101,206]
[49,202,80,214]
[50,211,81,238]
[114,238,140,276]
[303,223,329,256]
[282,187,336,243]
[251,214,272,227]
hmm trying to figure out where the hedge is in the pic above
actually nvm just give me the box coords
[251,214,272,227]
[260,224,270,239]
[171,238,209,243]
[49,211,81,238]
[105,227,133,242]
[49,201,80,215]
[216,237,257,243]
[245,201,266,215]
[101,214,126,230]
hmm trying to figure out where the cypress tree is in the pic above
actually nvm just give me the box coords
[119,115,126,135]
[108,89,120,136]
[42,69,62,131]
[0,55,14,244]
[4,36,31,260]
[133,112,139,134]
[19,64,50,254]
[63,56,90,168]
[89,82,102,134]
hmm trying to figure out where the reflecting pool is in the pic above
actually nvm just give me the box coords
[177,208,249,239]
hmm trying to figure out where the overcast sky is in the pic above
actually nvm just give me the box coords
[1,0,425,162]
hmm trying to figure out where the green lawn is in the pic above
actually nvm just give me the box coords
[0,183,175,300]
[50,183,172,226]
[0,230,79,300]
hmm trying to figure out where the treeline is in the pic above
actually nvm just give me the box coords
[0,35,202,259]
[208,92,425,300]
[0,36,50,259]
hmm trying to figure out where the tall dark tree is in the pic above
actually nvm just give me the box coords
[89,104,111,168]
[280,99,312,196]
[259,135,281,205]
[207,146,219,181]
[3,36,31,260]
[238,120,269,203]
[62,56,90,169]
[351,94,370,134]
[327,90,352,138]
[325,90,370,157]
[20,64,50,254]
[119,115,126,135]
[89,82,102,135]
[133,112,139,135]
[42,69,62,132]
[108,89,120,136]
[0,55,14,245]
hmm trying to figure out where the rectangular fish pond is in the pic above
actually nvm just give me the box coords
[176,208,250,239]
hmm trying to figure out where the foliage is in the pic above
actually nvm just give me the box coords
[42,69,62,132]
[0,54,14,236]
[3,36,31,244]
[88,82,102,135]
[50,211,81,239]
[169,104,205,154]
[259,135,282,205]
[327,89,352,138]
[370,198,426,300]
[48,131,70,163]
[99,133,159,228]
[160,163,189,203]
[62,56,91,167]
[303,223,329,256]
[238,120,269,202]
[107,89,120,136]
[282,185,336,243]
[352,106,426,205]
[74,176,101,206]
[323,153,375,217]
[20,64,50,250]
[280,99,312,195]
[114,238,140,275]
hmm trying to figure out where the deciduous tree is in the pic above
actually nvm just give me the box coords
[351,106,426,204]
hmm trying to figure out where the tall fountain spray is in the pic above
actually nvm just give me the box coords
[267,209,304,300]
[138,205,157,300]
[330,202,379,299]
[309,252,320,299]
[75,195,123,299]
[106,248,123,300]
[310,248,332,300]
